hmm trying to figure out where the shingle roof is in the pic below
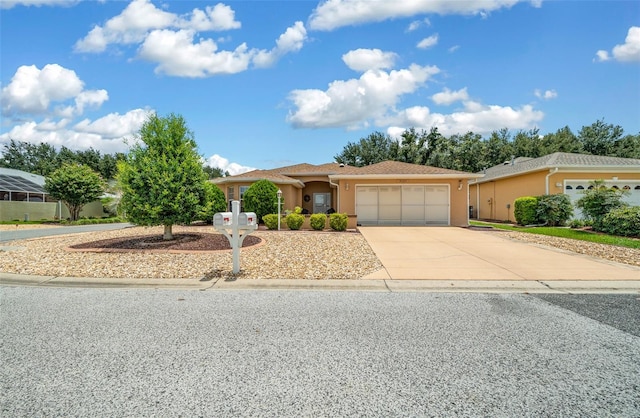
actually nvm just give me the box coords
[476,152,640,183]
[348,160,471,175]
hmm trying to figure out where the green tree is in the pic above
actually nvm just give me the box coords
[0,139,58,175]
[118,113,208,240]
[613,133,640,158]
[242,179,279,223]
[540,126,582,155]
[578,119,623,156]
[203,165,228,179]
[334,131,394,167]
[198,182,227,223]
[395,128,429,165]
[483,128,514,167]
[575,180,628,230]
[45,163,105,221]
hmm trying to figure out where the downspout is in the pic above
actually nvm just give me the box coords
[476,183,480,219]
[545,168,558,195]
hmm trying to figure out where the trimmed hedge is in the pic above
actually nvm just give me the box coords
[285,213,304,230]
[329,213,348,231]
[310,213,327,231]
[600,206,640,237]
[262,214,279,230]
[514,196,538,226]
[535,194,573,226]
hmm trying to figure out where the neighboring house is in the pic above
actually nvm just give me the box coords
[0,167,103,221]
[468,152,640,221]
[212,161,482,227]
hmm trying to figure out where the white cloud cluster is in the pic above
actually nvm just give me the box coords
[342,48,397,71]
[0,63,150,154]
[206,154,255,176]
[309,0,537,31]
[0,109,150,154]
[595,26,640,62]
[74,0,307,77]
[534,89,557,100]
[0,0,76,9]
[1,64,107,117]
[386,100,544,137]
[406,18,431,32]
[287,55,440,129]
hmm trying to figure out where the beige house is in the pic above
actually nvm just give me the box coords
[469,152,640,221]
[213,161,482,227]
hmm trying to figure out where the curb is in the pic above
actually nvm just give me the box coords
[1,272,639,294]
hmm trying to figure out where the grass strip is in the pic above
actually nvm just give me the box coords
[470,221,640,249]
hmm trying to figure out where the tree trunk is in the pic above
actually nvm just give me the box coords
[163,224,173,240]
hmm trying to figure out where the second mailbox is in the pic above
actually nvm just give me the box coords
[238,212,257,228]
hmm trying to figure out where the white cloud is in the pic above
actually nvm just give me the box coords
[287,63,440,129]
[1,64,89,116]
[594,50,610,62]
[386,100,544,136]
[448,45,460,53]
[138,29,253,77]
[595,27,640,63]
[309,0,533,31]
[406,18,431,32]
[0,109,150,154]
[432,87,469,105]
[253,21,307,68]
[176,3,241,32]
[534,89,557,100]
[74,0,241,53]
[342,48,397,71]
[0,0,76,9]
[206,154,255,176]
[417,34,439,49]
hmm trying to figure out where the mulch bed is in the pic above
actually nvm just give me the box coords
[69,233,262,252]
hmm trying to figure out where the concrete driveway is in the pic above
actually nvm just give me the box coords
[359,227,640,281]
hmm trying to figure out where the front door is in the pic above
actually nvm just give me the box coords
[313,193,331,214]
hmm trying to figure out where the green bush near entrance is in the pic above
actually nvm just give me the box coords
[514,196,538,225]
[329,213,348,231]
[310,213,327,231]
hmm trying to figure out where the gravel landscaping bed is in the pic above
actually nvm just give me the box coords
[0,225,382,280]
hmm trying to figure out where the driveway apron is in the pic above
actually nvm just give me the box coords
[358,227,640,281]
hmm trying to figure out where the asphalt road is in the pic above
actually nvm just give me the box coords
[0,223,131,242]
[1,288,638,417]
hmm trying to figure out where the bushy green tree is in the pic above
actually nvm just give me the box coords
[45,163,105,221]
[334,131,394,167]
[197,182,227,223]
[575,180,628,229]
[535,194,573,226]
[242,179,278,223]
[118,113,208,240]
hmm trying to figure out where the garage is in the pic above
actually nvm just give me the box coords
[565,180,640,218]
[356,185,450,225]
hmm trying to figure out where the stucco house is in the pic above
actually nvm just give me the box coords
[213,161,483,227]
[468,152,640,221]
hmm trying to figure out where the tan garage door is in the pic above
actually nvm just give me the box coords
[356,185,449,225]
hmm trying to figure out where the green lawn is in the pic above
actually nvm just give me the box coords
[470,220,640,249]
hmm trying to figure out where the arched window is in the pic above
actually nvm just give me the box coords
[565,185,573,190]
[612,185,619,189]
[587,185,594,190]
[576,185,585,190]
[635,186,640,190]
[623,185,631,190]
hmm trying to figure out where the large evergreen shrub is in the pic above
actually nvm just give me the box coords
[600,206,640,237]
[575,180,627,230]
[514,196,538,225]
[242,179,278,223]
[535,194,573,226]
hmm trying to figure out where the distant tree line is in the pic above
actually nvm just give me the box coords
[0,139,227,180]
[334,119,640,172]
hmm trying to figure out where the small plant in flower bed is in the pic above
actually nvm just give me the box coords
[285,212,304,230]
[310,213,327,231]
[262,214,279,230]
[600,206,640,237]
[329,213,348,231]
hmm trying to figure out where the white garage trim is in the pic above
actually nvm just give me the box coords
[356,184,450,226]
[564,179,640,219]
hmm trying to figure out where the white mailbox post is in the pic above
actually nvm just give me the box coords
[213,200,257,274]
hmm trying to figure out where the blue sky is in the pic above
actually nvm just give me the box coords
[1,0,639,174]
